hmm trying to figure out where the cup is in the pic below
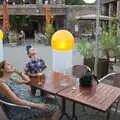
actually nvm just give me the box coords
[72,78,79,89]
[37,73,45,85]
[60,79,68,87]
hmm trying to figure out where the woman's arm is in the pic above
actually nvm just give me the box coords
[4,62,30,84]
[12,68,30,84]
[0,83,47,110]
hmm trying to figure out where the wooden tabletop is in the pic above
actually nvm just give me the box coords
[28,72,75,94]
[57,83,120,112]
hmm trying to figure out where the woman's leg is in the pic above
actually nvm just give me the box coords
[34,111,59,120]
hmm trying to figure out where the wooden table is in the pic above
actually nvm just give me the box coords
[57,83,120,120]
[29,72,75,94]
[29,72,75,120]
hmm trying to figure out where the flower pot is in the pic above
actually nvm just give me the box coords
[84,58,95,71]
[97,58,109,79]
[108,48,115,58]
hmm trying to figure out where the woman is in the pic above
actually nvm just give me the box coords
[0,61,58,120]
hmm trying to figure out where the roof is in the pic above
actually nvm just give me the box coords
[75,14,115,21]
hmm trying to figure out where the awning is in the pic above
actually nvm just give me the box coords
[75,14,115,21]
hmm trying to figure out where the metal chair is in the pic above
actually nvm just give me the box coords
[0,99,30,120]
[0,98,56,120]
[72,64,91,78]
[98,72,120,119]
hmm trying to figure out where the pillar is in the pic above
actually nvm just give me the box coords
[109,2,112,32]
[117,0,120,36]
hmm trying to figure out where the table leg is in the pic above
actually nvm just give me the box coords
[106,109,111,120]
[70,102,78,120]
[59,98,69,120]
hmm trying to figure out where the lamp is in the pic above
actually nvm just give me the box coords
[0,30,4,62]
[51,30,74,73]
[83,0,100,76]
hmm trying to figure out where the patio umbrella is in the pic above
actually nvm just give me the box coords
[2,0,10,31]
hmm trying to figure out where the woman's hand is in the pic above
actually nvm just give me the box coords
[34,103,48,110]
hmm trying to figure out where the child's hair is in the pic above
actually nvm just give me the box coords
[0,61,5,78]
[25,45,32,55]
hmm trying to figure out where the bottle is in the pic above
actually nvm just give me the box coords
[76,78,79,88]
[72,78,79,89]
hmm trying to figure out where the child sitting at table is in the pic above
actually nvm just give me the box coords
[24,45,47,96]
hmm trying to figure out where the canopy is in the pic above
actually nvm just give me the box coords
[75,14,114,21]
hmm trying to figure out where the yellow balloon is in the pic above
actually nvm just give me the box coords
[51,30,74,51]
[0,30,3,40]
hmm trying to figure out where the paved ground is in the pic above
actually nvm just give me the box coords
[2,42,120,120]
[4,43,84,72]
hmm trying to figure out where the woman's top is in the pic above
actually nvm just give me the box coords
[0,72,44,103]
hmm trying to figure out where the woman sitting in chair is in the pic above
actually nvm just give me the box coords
[0,61,58,120]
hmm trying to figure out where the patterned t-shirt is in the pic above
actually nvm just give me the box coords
[24,57,47,74]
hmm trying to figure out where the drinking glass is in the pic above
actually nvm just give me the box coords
[72,77,79,89]
[60,69,69,87]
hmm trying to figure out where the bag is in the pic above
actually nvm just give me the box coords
[79,71,99,87]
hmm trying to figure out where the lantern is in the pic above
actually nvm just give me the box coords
[51,30,74,73]
[0,30,4,62]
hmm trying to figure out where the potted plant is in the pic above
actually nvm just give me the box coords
[98,24,120,78]
[77,39,95,71]
[100,24,117,60]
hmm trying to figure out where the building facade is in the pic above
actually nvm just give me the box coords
[0,0,96,38]
[102,0,120,35]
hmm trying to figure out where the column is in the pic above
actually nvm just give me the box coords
[109,2,112,32]
[117,0,120,36]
